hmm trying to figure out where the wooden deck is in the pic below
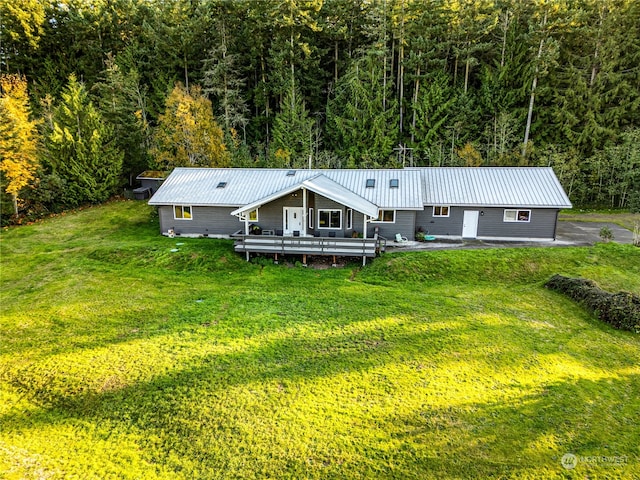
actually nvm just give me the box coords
[234,235,386,261]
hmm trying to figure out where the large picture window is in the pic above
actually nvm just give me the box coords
[372,210,395,223]
[318,209,342,229]
[433,206,450,217]
[174,205,192,220]
[504,209,531,222]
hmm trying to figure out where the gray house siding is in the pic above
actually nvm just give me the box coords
[415,207,465,236]
[158,205,239,235]
[254,190,306,234]
[477,208,558,239]
[416,206,559,239]
[367,210,416,240]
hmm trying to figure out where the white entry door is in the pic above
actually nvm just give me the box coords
[283,207,304,235]
[462,210,479,238]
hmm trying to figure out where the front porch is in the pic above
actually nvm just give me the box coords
[234,234,386,266]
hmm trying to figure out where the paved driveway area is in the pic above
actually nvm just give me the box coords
[555,221,634,245]
[386,221,635,252]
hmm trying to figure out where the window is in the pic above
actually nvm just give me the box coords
[216,181,227,188]
[433,206,450,217]
[174,205,192,220]
[389,178,399,188]
[287,170,296,176]
[346,209,353,229]
[318,209,342,229]
[308,208,314,228]
[373,210,395,223]
[366,179,375,188]
[504,209,531,222]
[239,209,259,222]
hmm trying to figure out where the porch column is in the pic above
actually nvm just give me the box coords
[244,214,250,261]
[302,187,307,234]
[362,214,368,267]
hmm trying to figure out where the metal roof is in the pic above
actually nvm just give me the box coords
[413,167,572,208]
[149,168,424,210]
[230,174,379,218]
[149,166,571,211]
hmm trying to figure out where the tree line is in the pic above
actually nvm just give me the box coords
[1,0,639,221]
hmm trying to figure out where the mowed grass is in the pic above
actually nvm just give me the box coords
[1,200,639,479]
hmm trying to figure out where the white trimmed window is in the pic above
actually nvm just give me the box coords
[433,206,450,217]
[308,208,314,228]
[174,205,192,220]
[504,209,531,222]
[373,210,396,223]
[346,209,353,229]
[318,209,342,229]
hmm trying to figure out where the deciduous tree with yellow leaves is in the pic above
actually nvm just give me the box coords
[152,83,229,169]
[0,74,39,215]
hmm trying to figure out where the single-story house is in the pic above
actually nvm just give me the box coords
[148,167,571,263]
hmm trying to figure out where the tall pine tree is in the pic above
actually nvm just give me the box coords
[43,75,123,207]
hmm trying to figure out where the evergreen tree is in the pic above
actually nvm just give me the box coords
[326,45,399,167]
[271,87,314,167]
[93,52,151,181]
[551,0,640,157]
[43,74,123,206]
[202,15,249,143]
[409,72,455,166]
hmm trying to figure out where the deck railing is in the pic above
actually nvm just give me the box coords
[234,235,385,258]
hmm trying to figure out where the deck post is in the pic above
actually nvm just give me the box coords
[332,255,337,267]
[274,253,278,264]
[362,255,366,266]
[303,254,307,266]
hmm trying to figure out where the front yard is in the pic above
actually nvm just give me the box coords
[1,201,639,479]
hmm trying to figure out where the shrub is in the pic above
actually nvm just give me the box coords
[599,226,614,242]
[545,274,640,333]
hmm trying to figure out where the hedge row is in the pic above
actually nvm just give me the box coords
[545,275,640,333]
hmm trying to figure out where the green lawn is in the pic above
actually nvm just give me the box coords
[1,200,639,479]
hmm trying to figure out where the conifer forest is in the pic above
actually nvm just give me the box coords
[1,0,639,220]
